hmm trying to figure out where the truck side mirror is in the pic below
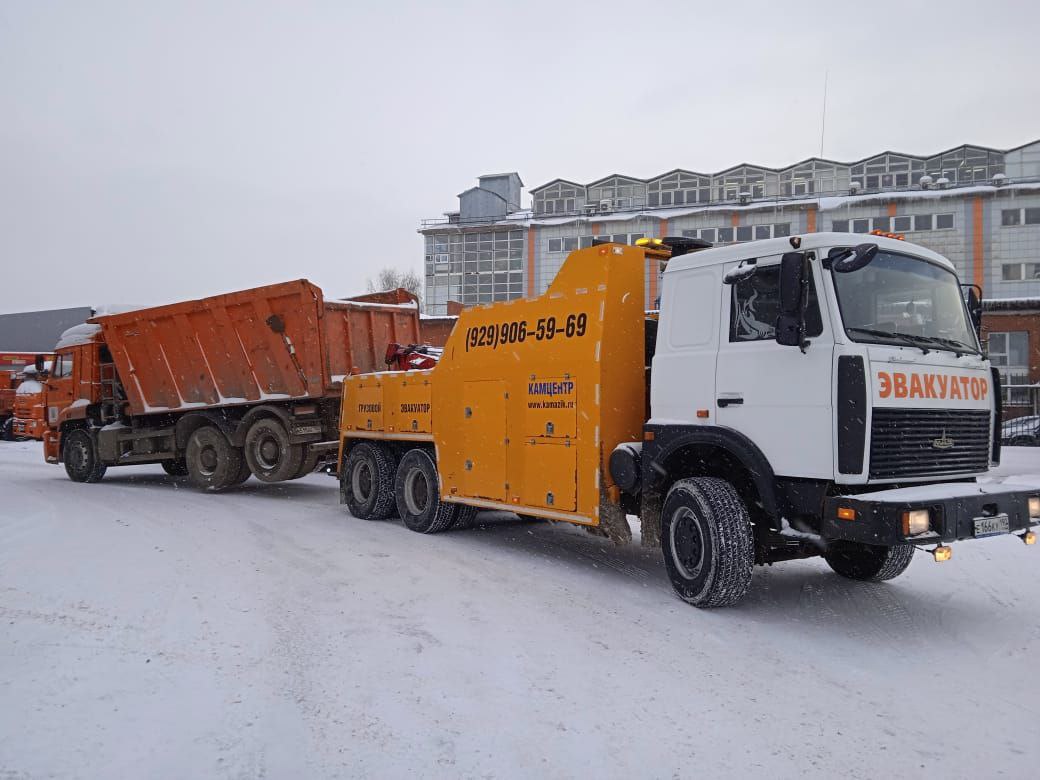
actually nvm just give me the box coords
[962,284,982,338]
[34,354,46,372]
[828,243,878,273]
[723,259,757,284]
[776,252,807,348]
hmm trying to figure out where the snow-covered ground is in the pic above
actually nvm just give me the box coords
[1,442,1038,779]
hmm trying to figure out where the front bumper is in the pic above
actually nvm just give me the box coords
[822,481,1039,546]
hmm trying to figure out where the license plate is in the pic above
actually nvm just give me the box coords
[292,424,322,436]
[973,513,1010,538]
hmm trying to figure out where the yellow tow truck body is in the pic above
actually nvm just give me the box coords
[339,241,660,537]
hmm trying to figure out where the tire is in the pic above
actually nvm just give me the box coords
[229,454,252,486]
[1,418,13,442]
[62,428,107,483]
[450,505,480,530]
[394,448,457,534]
[824,541,915,582]
[341,442,397,520]
[289,446,322,480]
[660,477,754,608]
[244,417,303,483]
[185,426,244,492]
[161,458,189,477]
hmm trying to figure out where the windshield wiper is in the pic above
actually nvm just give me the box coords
[845,327,930,354]
[918,335,981,356]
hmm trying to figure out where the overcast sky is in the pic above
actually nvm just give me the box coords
[2,0,1038,313]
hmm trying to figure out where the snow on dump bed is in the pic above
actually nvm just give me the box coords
[91,303,145,317]
[53,323,101,350]
[14,379,42,395]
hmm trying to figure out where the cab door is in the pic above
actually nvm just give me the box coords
[46,349,77,426]
[714,255,834,479]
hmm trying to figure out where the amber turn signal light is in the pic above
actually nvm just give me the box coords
[837,507,856,521]
[933,545,953,562]
[1022,531,1036,545]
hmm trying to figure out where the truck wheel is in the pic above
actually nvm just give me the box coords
[289,447,322,480]
[342,442,396,520]
[186,426,244,492]
[229,454,252,486]
[450,505,480,530]
[824,542,915,582]
[661,477,754,608]
[1,418,13,442]
[63,428,107,483]
[244,418,303,482]
[394,448,457,534]
[161,458,189,477]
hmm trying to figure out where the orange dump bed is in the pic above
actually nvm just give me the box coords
[93,279,420,416]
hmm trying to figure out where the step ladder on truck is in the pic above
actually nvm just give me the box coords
[337,233,1038,608]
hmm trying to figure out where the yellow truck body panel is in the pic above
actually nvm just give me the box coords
[339,242,651,530]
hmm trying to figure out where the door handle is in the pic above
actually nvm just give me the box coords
[717,396,744,408]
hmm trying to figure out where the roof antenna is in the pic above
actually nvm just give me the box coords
[819,69,829,158]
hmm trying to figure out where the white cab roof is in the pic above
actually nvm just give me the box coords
[663,232,956,275]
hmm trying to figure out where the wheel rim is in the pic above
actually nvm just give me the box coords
[256,434,281,469]
[69,438,89,471]
[403,467,430,516]
[670,507,706,579]
[198,444,219,476]
[352,460,373,503]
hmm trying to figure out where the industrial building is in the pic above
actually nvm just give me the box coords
[420,139,1040,405]
[0,307,92,366]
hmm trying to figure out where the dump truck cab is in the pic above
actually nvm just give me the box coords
[41,324,109,462]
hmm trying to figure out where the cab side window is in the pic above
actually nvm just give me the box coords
[729,265,823,342]
[54,352,74,378]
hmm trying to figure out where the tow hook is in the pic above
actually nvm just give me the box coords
[1020,531,1037,546]
[932,545,953,562]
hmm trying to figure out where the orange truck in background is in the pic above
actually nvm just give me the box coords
[13,369,48,440]
[1,353,51,441]
[43,280,422,490]
[0,371,16,440]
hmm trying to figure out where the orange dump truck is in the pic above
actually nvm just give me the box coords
[12,374,48,440]
[44,280,421,490]
[0,372,16,440]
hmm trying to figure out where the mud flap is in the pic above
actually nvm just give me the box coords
[593,484,633,544]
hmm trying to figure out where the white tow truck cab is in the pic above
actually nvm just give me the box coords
[617,232,1038,605]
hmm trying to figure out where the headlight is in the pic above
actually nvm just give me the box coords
[902,509,931,536]
[1028,497,1040,518]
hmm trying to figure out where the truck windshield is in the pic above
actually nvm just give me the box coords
[830,250,980,355]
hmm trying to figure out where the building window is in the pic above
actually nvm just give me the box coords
[1003,209,1022,226]
[832,219,849,232]
[717,227,734,243]
[873,216,891,232]
[914,214,933,231]
[1001,263,1040,281]
[936,213,954,229]
[893,216,912,232]
[1001,208,1040,226]
[988,331,1030,405]
[852,219,870,233]
[534,182,583,215]
[736,226,753,242]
